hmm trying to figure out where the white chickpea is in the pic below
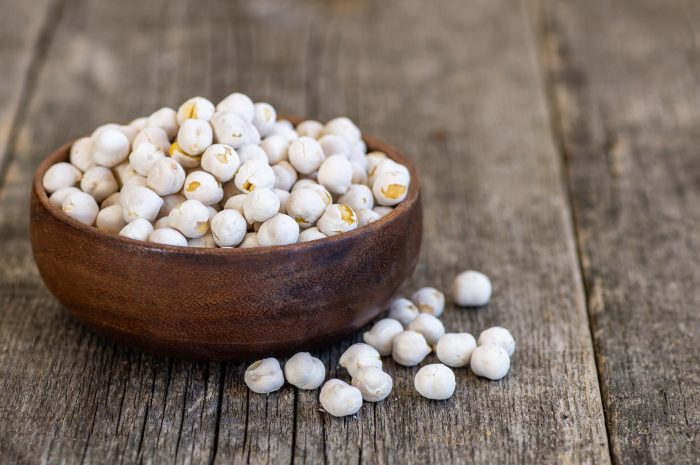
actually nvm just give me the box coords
[349,147,368,169]
[129,117,148,130]
[257,214,299,246]
[113,162,139,187]
[183,171,223,205]
[372,171,409,206]
[210,209,247,247]
[123,175,147,188]
[207,205,219,220]
[120,186,164,223]
[298,227,326,243]
[322,117,361,145]
[272,161,297,192]
[177,119,213,156]
[200,144,240,182]
[350,161,368,185]
[288,137,325,174]
[387,297,420,326]
[90,123,119,139]
[188,233,216,248]
[271,120,299,142]
[411,287,445,317]
[216,92,255,122]
[253,102,277,137]
[259,135,289,164]
[243,187,280,223]
[295,120,323,139]
[478,327,515,356]
[133,126,170,152]
[339,343,382,377]
[318,134,350,158]
[273,188,290,213]
[120,125,138,145]
[291,179,319,191]
[338,184,374,212]
[96,204,127,234]
[223,193,247,215]
[392,330,431,367]
[177,96,215,124]
[234,159,276,193]
[362,318,404,356]
[168,142,201,169]
[352,139,367,157]
[319,379,363,417]
[42,162,81,194]
[69,137,95,172]
[286,188,327,228]
[129,142,165,176]
[119,218,154,241]
[317,204,357,236]
[101,192,121,209]
[61,191,99,225]
[237,144,269,165]
[351,367,393,402]
[239,232,259,248]
[211,111,250,148]
[147,107,179,138]
[146,157,186,196]
[284,352,325,390]
[150,227,188,247]
[168,199,210,238]
[317,154,353,195]
[304,183,333,207]
[244,358,285,394]
[49,186,80,208]
[93,127,130,168]
[373,206,393,217]
[452,270,492,307]
[366,151,388,177]
[407,313,445,346]
[356,208,381,227]
[414,364,456,400]
[436,333,477,368]
[153,217,171,229]
[79,166,118,203]
[158,193,186,219]
[370,159,410,186]
[470,344,511,380]
[123,215,159,240]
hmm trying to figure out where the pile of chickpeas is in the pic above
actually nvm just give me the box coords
[42,93,411,248]
[246,270,515,417]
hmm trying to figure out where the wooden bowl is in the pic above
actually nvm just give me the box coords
[30,122,422,361]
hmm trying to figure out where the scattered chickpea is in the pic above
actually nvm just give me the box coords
[414,364,456,400]
[362,318,403,356]
[411,287,445,317]
[244,358,285,394]
[352,367,392,402]
[392,331,431,367]
[284,352,326,390]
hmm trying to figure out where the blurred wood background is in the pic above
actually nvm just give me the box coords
[0,0,698,463]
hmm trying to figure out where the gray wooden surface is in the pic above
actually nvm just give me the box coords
[0,0,695,464]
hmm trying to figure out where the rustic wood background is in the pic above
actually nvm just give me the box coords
[0,0,698,463]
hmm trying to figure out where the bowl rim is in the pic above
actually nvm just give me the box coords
[32,116,421,256]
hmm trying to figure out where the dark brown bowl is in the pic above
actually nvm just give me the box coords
[30,120,422,361]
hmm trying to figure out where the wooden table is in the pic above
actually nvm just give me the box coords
[1,0,698,463]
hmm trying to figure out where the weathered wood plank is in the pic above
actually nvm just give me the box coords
[0,0,609,464]
[0,0,58,176]
[537,0,700,463]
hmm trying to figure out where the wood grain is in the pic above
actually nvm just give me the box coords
[0,0,609,463]
[0,0,60,178]
[537,0,700,463]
